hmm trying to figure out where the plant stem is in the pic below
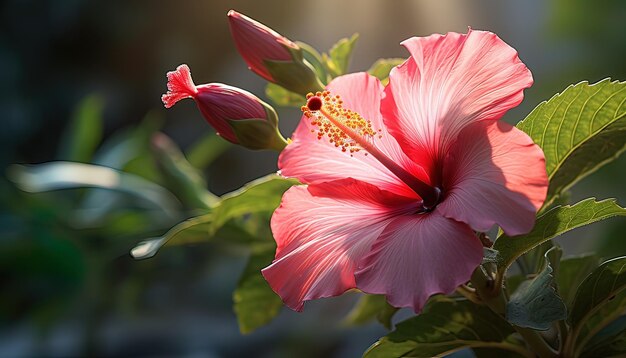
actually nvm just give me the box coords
[470,267,558,358]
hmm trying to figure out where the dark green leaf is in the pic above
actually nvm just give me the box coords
[344,294,398,329]
[517,79,626,208]
[185,133,231,170]
[493,198,626,288]
[59,95,104,162]
[323,33,359,77]
[580,316,626,358]
[367,58,404,85]
[233,244,282,334]
[364,298,527,358]
[506,248,567,330]
[565,256,626,356]
[556,254,601,307]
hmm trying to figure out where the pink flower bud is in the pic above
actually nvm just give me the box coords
[161,64,286,150]
[227,10,297,82]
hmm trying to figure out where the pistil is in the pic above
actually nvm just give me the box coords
[302,92,441,209]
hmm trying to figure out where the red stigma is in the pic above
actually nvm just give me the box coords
[306,96,323,111]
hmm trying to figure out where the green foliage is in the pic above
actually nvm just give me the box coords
[344,294,398,329]
[7,162,181,218]
[59,94,104,163]
[565,256,626,357]
[323,33,359,78]
[233,243,282,334]
[130,174,297,259]
[556,254,601,308]
[367,58,404,85]
[150,132,217,209]
[208,175,298,235]
[296,41,329,84]
[517,79,626,208]
[364,297,528,358]
[579,317,626,358]
[265,83,305,108]
[506,248,567,330]
[185,133,231,170]
[493,198,626,288]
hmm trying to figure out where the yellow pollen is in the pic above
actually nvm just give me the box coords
[303,91,379,155]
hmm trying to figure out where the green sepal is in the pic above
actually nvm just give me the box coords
[226,104,287,151]
[264,44,325,96]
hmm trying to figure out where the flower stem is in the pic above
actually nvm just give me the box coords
[470,267,558,358]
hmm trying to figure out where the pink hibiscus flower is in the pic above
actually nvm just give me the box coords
[262,29,548,312]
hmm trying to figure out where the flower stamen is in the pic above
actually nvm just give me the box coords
[302,92,441,209]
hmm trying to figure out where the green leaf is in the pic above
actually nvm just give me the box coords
[7,161,181,218]
[185,133,231,170]
[233,244,282,334]
[516,79,626,208]
[367,58,404,85]
[566,256,626,356]
[208,175,298,235]
[323,33,359,78]
[151,132,217,209]
[265,83,306,108]
[364,297,527,358]
[59,94,104,162]
[344,294,398,329]
[493,198,626,288]
[130,175,297,259]
[130,213,213,259]
[556,254,601,308]
[580,316,626,358]
[506,247,567,330]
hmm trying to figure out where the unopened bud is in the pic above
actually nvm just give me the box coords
[161,64,287,151]
[227,10,324,96]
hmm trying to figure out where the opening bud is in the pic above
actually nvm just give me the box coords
[227,10,324,96]
[162,64,287,151]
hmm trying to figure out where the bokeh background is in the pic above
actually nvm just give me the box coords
[1,0,625,357]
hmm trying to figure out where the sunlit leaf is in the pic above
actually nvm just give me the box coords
[130,213,212,259]
[367,58,404,85]
[265,83,305,108]
[517,79,626,208]
[506,247,567,330]
[208,175,298,235]
[323,33,359,77]
[7,162,181,218]
[364,297,526,358]
[59,94,104,163]
[344,294,398,329]
[565,256,626,357]
[493,198,626,288]
[233,244,282,334]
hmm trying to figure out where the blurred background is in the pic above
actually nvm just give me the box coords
[1,0,625,357]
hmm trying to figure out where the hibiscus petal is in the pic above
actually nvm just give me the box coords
[382,29,533,177]
[438,120,548,236]
[263,178,419,311]
[279,72,427,197]
[355,212,482,312]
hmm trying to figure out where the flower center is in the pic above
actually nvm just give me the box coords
[302,91,441,209]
